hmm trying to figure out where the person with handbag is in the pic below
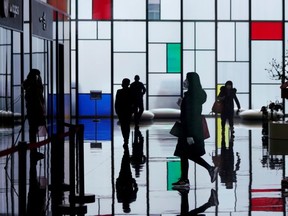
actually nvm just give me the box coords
[172,72,219,189]
[217,80,241,134]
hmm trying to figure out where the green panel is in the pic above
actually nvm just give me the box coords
[167,43,181,73]
[167,160,181,190]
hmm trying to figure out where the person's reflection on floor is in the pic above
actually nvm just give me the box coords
[177,188,219,215]
[116,145,138,213]
[130,128,146,178]
[218,135,240,189]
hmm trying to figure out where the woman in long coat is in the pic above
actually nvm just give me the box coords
[172,72,219,188]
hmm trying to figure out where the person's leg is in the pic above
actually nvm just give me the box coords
[191,155,219,183]
[181,156,189,180]
[191,155,211,171]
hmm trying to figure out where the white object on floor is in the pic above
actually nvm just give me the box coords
[149,108,180,119]
[239,109,283,120]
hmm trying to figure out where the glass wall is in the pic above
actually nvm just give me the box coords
[72,0,287,117]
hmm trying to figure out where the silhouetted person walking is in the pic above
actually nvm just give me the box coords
[130,75,146,128]
[115,78,133,144]
[217,80,240,135]
[116,146,138,213]
[172,72,218,189]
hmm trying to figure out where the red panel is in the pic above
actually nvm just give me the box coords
[251,22,283,40]
[92,0,111,20]
[48,0,68,13]
[251,197,284,212]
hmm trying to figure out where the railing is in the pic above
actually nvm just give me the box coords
[0,123,95,216]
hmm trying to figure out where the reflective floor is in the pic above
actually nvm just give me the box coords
[1,116,288,215]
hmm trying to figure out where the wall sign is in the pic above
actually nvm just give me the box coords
[32,0,53,40]
[0,0,23,31]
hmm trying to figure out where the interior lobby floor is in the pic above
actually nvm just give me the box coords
[1,116,288,215]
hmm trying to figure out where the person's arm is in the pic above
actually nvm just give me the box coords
[233,89,241,110]
[142,83,146,95]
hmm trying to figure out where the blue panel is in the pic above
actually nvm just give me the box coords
[78,118,112,141]
[78,93,111,117]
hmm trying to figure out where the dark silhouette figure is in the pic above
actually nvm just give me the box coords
[130,75,146,128]
[130,128,146,178]
[218,136,240,189]
[23,69,46,215]
[217,80,240,135]
[172,72,218,188]
[116,146,138,213]
[115,78,133,144]
[23,69,46,144]
[177,188,219,215]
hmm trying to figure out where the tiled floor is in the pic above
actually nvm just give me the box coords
[0,116,288,215]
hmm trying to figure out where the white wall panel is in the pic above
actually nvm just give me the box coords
[196,22,215,49]
[183,0,215,20]
[114,53,146,84]
[196,51,215,88]
[79,40,111,93]
[78,0,92,20]
[183,51,195,73]
[161,0,181,20]
[78,22,97,39]
[114,22,146,52]
[149,44,166,72]
[183,22,195,50]
[252,41,282,83]
[149,22,181,43]
[114,0,146,19]
[218,22,235,61]
[98,21,111,40]
[252,0,282,20]
[217,0,230,20]
[236,23,249,61]
[149,74,180,95]
[232,0,249,20]
[218,62,249,92]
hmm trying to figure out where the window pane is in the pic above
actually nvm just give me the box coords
[196,22,215,49]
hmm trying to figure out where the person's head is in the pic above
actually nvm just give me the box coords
[134,75,140,82]
[225,80,233,89]
[122,78,130,88]
[184,72,202,92]
[27,68,41,80]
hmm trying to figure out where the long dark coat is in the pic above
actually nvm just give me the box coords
[174,72,207,158]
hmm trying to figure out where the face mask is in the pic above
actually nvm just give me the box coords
[183,79,189,89]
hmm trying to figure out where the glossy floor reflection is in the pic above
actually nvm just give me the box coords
[0,116,288,215]
[83,117,288,215]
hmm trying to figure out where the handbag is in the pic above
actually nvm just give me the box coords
[170,116,210,139]
[170,121,183,137]
[211,99,223,114]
